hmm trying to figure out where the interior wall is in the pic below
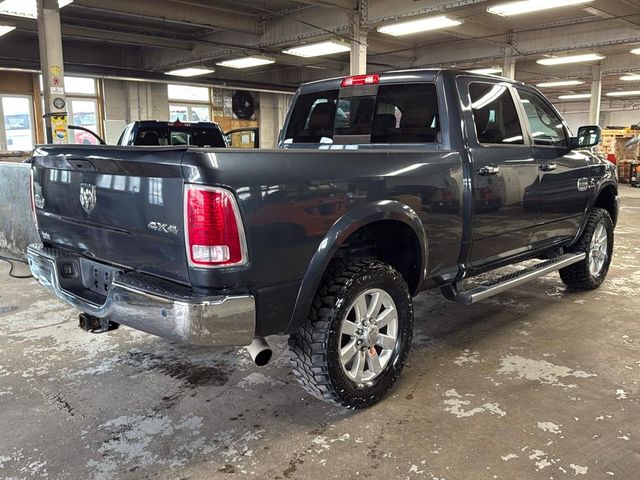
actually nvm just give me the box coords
[101,79,169,143]
[259,92,292,149]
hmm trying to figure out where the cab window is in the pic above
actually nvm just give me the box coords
[517,89,568,146]
[469,83,524,145]
[371,83,439,143]
[284,90,339,143]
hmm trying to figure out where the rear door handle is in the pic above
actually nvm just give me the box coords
[539,163,557,172]
[477,165,500,176]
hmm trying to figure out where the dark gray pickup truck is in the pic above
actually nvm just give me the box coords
[27,69,618,408]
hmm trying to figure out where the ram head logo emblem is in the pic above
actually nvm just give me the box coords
[79,183,96,214]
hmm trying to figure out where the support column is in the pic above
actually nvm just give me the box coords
[349,10,367,75]
[37,0,67,144]
[589,64,603,126]
[503,45,516,80]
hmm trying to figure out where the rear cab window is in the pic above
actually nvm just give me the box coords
[283,79,440,146]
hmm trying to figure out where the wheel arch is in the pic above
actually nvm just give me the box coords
[592,183,619,227]
[571,180,618,248]
[285,200,428,334]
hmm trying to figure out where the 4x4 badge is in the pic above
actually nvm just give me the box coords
[79,183,96,214]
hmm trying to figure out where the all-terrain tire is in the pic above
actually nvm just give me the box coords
[559,207,614,290]
[288,259,413,409]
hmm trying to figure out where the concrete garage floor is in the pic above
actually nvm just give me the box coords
[1,189,639,480]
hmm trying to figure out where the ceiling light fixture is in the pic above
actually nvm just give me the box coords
[283,40,350,58]
[606,90,640,97]
[216,57,275,69]
[377,15,462,36]
[0,0,73,19]
[620,74,640,81]
[488,0,593,16]
[537,53,604,66]
[165,67,215,77]
[631,48,640,55]
[537,80,585,87]
[469,67,502,75]
[0,25,15,37]
[558,93,592,100]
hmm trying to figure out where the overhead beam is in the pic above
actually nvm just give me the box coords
[11,20,195,50]
[295,0,354,9]
[72,0,260,34]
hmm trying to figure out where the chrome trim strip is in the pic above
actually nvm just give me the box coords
[27,243,255,346]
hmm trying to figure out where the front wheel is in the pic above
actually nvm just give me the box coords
[289,259,413,408]
[559,207,614,290]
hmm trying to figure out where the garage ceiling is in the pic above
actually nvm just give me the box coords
[1,0,640,101]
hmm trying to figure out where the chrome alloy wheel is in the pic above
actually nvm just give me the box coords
[338,288,398,383]
[589,221,608,276]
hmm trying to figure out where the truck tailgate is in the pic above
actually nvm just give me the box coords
[31,145,190,284]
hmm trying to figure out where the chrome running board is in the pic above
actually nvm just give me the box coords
[441,253,586,306]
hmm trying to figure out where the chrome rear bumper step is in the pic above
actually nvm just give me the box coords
[442,253,586,306]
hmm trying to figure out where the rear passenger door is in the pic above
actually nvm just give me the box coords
[458,79,540,265]
[514,88,591,246]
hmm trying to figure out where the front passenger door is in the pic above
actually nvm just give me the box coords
[460,80,540,265]
[515,88,592,246]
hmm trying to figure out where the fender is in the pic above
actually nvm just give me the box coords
[285,200,428,334]
[571,162,618,247]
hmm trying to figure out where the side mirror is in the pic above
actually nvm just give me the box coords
[573,125,601,148]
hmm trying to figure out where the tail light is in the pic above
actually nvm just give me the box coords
[29,168,38,228]
[184,185,247,268]
[341,74,379,87]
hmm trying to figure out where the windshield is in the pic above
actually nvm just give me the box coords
[134,125,226,147]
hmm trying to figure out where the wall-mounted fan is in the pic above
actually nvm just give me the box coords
[232,90,256,120]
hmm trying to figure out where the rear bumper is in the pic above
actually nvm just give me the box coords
[26,243,255,346]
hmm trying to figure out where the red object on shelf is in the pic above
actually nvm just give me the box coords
[607,153,617,165]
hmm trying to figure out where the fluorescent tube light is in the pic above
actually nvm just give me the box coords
[558,93,591,100]
[621,74,640,81]
[537,53,604,66]
[0,25,15,37]
[537,80,584,88]
[606,90,640,97]
[216,57,275,69]
[283,40,350,58]
[631,48,640,55]
[488,0,593,16]
[469,67,502,75]
[377,15,462,36]
[165,67,214,77]
[0,0,73,18]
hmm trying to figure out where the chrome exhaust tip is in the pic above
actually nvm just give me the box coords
[247,336,272,366]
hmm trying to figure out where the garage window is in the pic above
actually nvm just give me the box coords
[168,84,212,122]
[0,94,35,152]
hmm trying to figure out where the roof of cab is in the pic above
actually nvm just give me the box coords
[297,68,525,94]
[134,120,223,128]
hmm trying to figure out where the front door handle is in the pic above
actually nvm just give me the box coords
[540,163,557,172]
[477,165,500,176]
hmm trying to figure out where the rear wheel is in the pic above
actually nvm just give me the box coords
[559,207,613,290]
[288,259,413,408]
